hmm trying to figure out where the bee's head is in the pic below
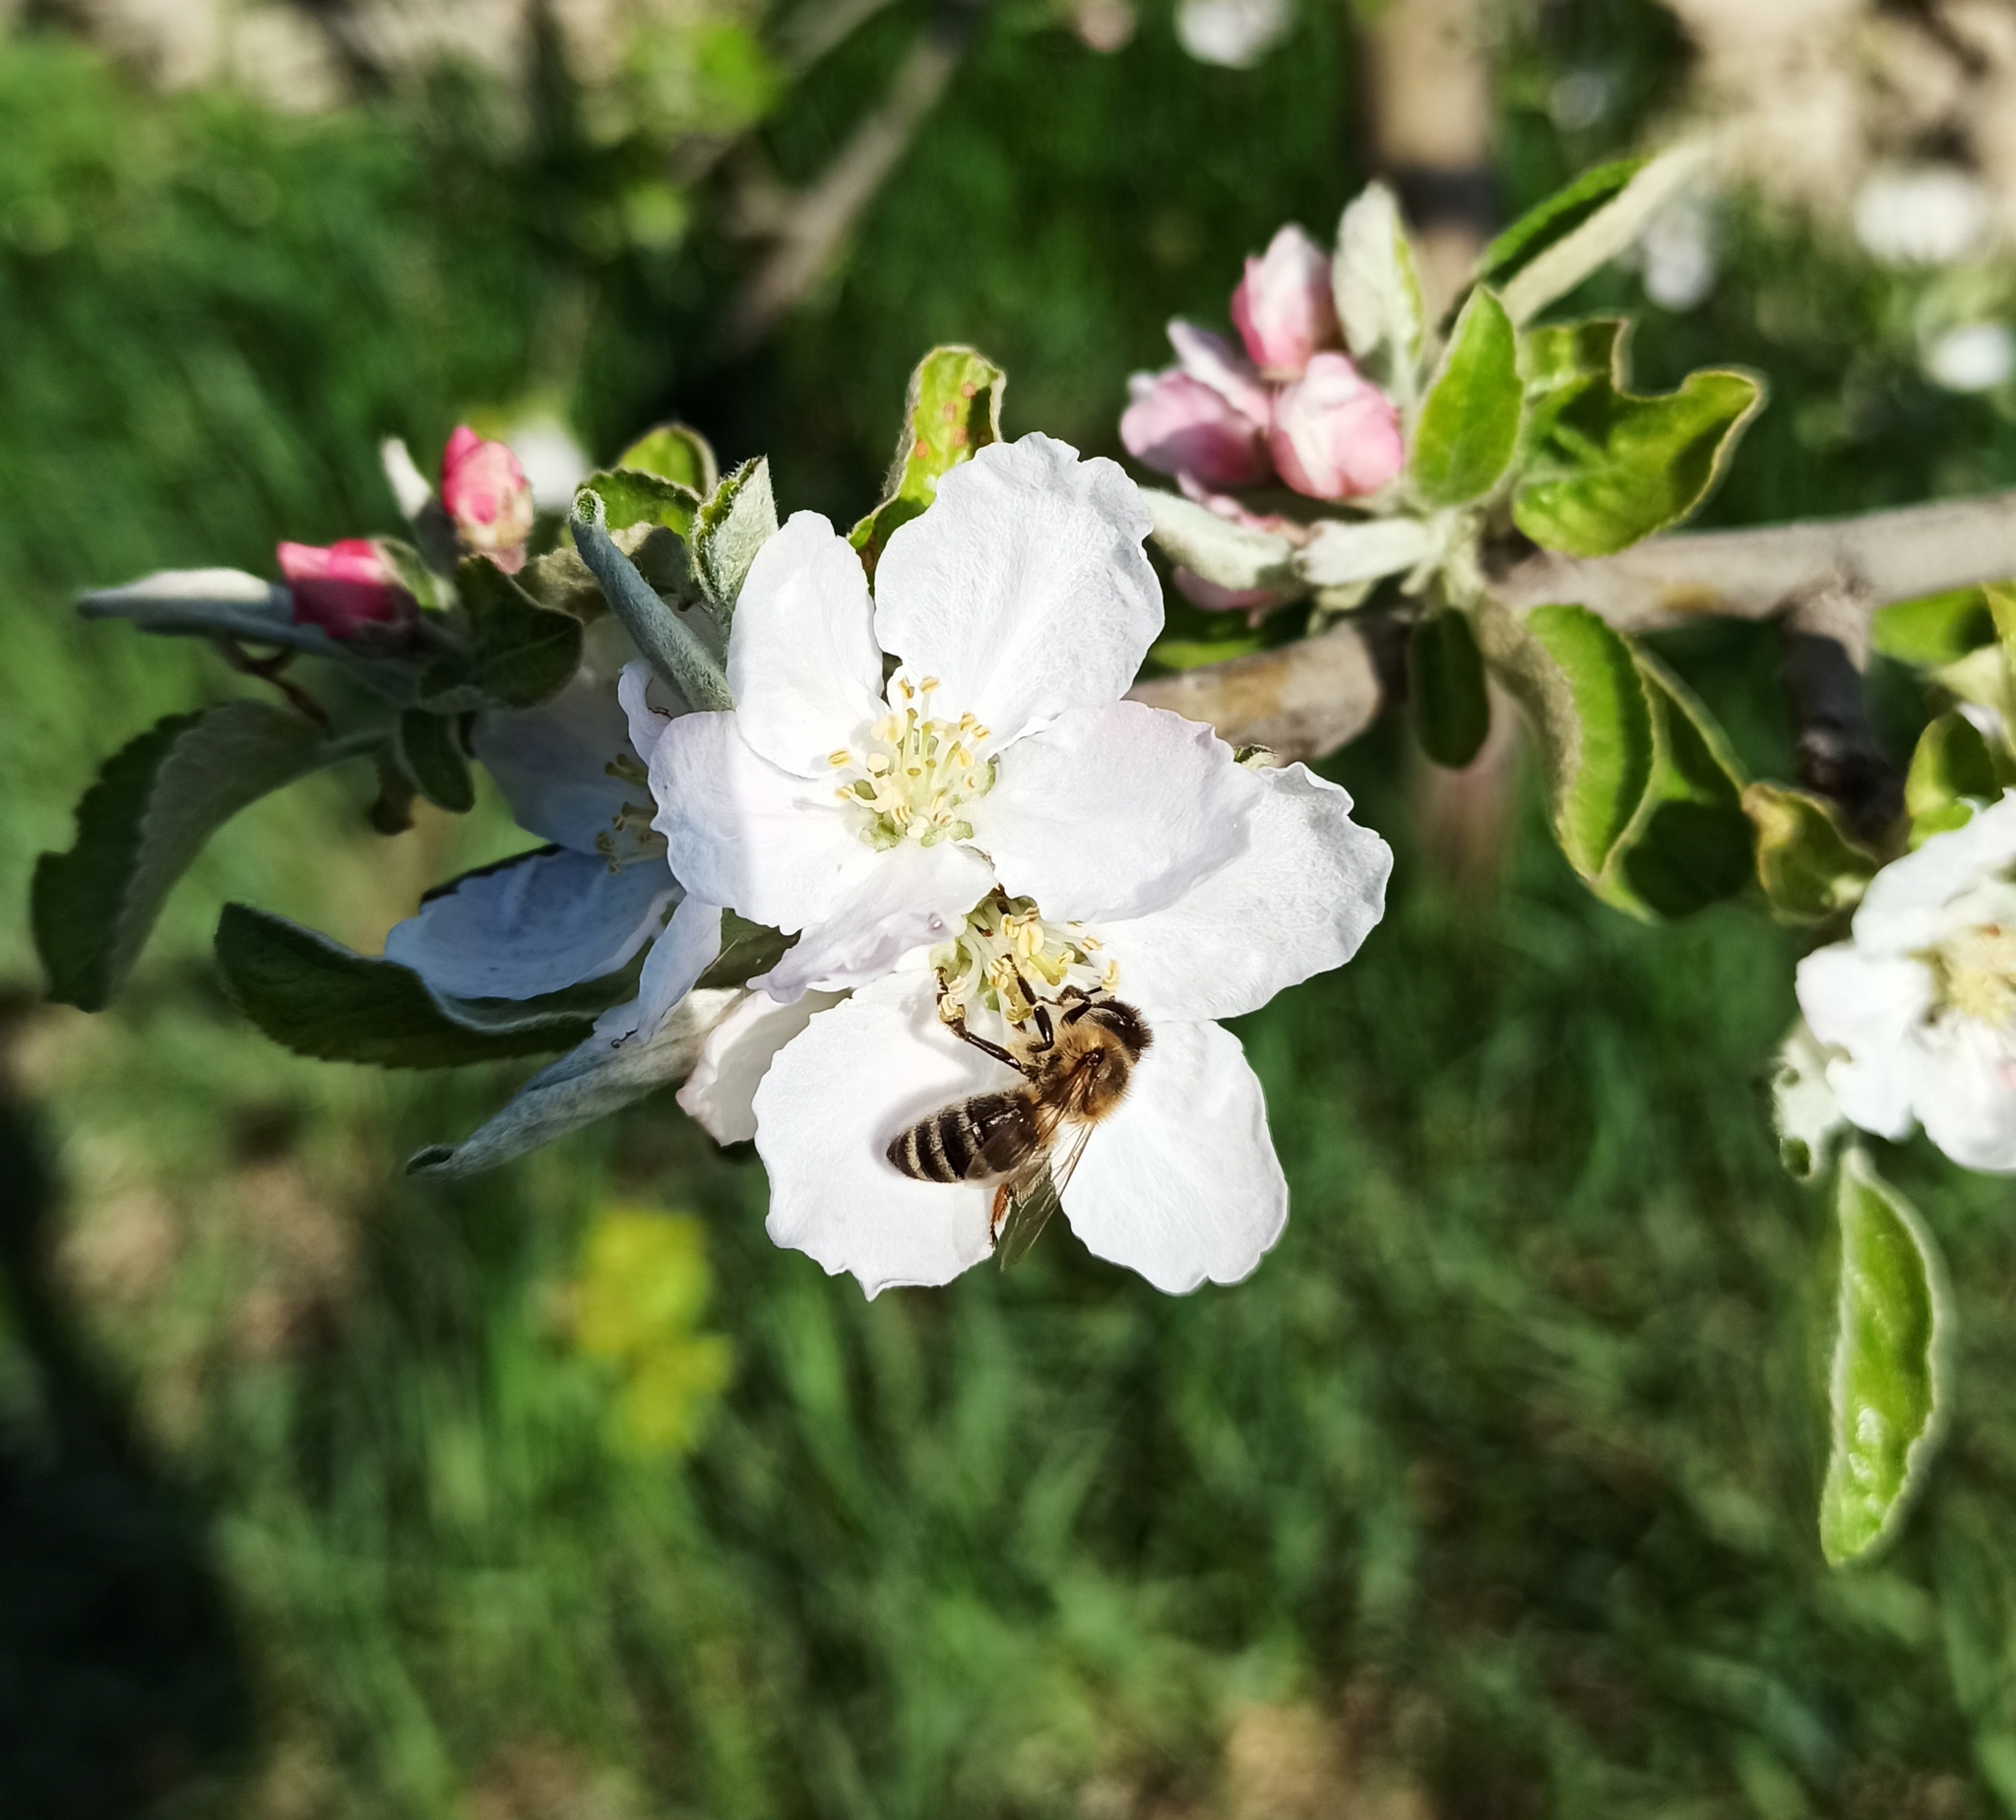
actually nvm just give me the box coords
[1084,998,1152,1060]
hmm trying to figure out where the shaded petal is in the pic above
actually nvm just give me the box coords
[677,987,845,1144]
[1229,224,1338,375]
[968,702,1261,923]
[473,671,644,857]
[652,713,881,932]
[593,895,724,1047]
[1097,763,1391,1021]
[753,971,1004,1295]
[1854,791,2016,953]
[755,840,993,1002]
[1796,943,1930,1142]
[1119,370,1273,489]
[1166,321,1273,424]
[1915,1019,2016,1171]
[726,510,886,778]
[873,434,1161,746]
[617,658,685,768]
[385,847,673,1000]
[1062,1019,1286,1292]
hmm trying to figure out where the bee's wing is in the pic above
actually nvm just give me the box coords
[994,1118,1095,1271]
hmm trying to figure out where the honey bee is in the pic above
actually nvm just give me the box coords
[886,993,1153,1265]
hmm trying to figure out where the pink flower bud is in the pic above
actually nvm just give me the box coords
[1120,369,1273,488]
[1268,352,1404,500]
[1230,224,1338,377]
[1171,566,1295,615]
[278,538,413,639]
[439,426,535,573]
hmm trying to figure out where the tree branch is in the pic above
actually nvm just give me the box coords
[1133,488,2016,759]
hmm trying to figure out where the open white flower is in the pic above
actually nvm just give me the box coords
[679,762,1391,1295]
[1796,793,2016,1171]
[385,619,723,1045]
[649,432,1262,1002]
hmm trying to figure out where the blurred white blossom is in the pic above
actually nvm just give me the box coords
[1174,0,1290,69]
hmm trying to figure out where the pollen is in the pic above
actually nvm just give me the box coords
[828,675,995,850]
[929,889,1119,1047]
[1927,922,2016,1027]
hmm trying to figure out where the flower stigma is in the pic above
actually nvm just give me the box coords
[828,676,997,850]
[930,890,1121,1045]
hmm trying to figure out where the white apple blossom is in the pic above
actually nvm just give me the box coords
[1796,793,2016,1171]
[648,432,1261,1003]
[649,433,1392,1294]
[385,618,723,1047]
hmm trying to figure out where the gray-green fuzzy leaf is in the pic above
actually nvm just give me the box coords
[33,704,364,1011]
[569,507,732,713]
[617,421,720,495]
[416,558,584,713]
[396,709,475,813]
[1820,1150,1950,1566]
[695,457,780,617]
[1139,487,1296,593]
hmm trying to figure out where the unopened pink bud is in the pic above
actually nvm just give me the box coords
[1268,352,1405,500]
[278,538,413,639]
[1230,224,1338,377]
[440,426,535,573]
[1121,369,1273,488]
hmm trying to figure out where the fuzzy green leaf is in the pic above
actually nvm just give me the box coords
[395,709,474,813]
[1820,1150,1949,1567]
[587,468,701,537]
[1477,158,1643,289]
[1408,287,1522,508]
[1871,588,1997,667]
[1334,181,1426,405]
[693,457,780,618]
[215,904,598,1068]
[1409,608,1490,769]
[33,704,356,1012]
[1513,324,1762,557]
[850,346,1006,573]
[1742,783,1878,925]
[415,557,583,712]
[616,422,720,496]
[1906,711,1999,847]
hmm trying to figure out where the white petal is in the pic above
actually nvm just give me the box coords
[1796,943,1930,1142]
[472,673,644,857]
[617,658,685,767]
[872,434,1162,746]
[384,848,673,1000]
[1062,1019,1287,1292]
[652,713,882,932]
[1854,791,2016,953]
[752,971,1003,1295]
[755,840,993,1001]
[676,987,845,1144]
[1096,763,1392,1020]
[593,895,724,1047]
[967,702,1262,923]
[725,510,886,777]
[1915,1019,2016,1171]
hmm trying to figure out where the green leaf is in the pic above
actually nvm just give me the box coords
[1408,286,1522,508]
[1334,181,1426,405]
[408,988,740,1177]
[1905,711,1999,846]
[1513,323,1762,556]
[417,557,585,713]
[1480,602,1655,880]
[1477,158,1643,288]
[698,912,793,990]
[1498,144,1709,326]
[585,468,701,537]
[1871,587,1997,667]
[616,422,720,496]
[1770,1020,1846,1183]
[1820,1149,1950,1567]
[1742,783,1878,924]
[1409,608,1490,768]
[395,709,474,813]
[214,904,598,1068]
[693,457,780,618]
[32,704,357,1012]
[569,506,733,713]
[850,346,1006,573]
[1607,652,1753,920]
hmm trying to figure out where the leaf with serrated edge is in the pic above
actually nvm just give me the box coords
[408,988,740,1176]
[215,904,599,1068]
[850,346,1006,573]
[1742,783,1877,924]
[584,468,701,536]
[1500,144,1709,327]
[1479,601,1655,881]
[33,704,363,1011]
[1409,287,1522,508]
[1820,1149,1950,1567]
[1513,322,1762,558]
[617,422,719,495]
[694,458,780,618]
[1139,488,1296,592]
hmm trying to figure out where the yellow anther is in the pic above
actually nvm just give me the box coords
[828,749,851,768]
[919,675,940,692]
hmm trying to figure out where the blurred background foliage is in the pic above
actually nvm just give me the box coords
[8,0,2016,1814]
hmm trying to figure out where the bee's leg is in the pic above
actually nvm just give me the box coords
[1060,995,1096,1025]
[953,1023,1027,1074]
[1026,1002,1056,1056]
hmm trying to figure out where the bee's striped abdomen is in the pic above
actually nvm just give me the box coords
[888,1092,1038,1183]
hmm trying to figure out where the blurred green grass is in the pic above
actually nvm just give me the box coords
[6,9,2016,1817]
